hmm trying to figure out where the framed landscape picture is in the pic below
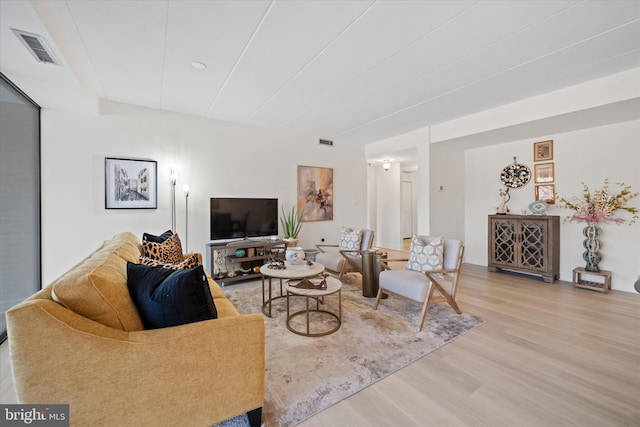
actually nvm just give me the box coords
[105,157,157,209]
[297,165,334,221]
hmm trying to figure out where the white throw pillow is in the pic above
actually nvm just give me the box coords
[405,236,444,273]
[339,227,362,252]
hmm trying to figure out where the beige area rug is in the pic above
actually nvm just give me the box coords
[218,274,484,427]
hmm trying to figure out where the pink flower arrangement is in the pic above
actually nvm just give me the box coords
[558,179,638,225]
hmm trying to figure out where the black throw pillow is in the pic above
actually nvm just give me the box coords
[127,263,217,329]
[142,229,174,243]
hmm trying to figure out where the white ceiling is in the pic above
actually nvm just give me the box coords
[1,0,639,147]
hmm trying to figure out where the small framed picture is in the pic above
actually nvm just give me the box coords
[105,157,157,209]
[533,140,553,162]
[534,162,554,183]
[535,184,555,204]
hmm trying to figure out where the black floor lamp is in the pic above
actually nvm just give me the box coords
[183,184,190,252]
[170,168,177,232]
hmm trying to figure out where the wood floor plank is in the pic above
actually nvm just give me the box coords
[298,263,640,427]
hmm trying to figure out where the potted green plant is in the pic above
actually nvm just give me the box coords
[280,206,302,248]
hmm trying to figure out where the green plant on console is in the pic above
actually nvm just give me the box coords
[280,206,302,239]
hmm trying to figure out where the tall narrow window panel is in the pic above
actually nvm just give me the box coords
[0,73,41,342]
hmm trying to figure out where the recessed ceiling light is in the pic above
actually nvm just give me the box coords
[191,61,206,70]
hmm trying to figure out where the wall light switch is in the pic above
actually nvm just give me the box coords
[438,185,444,192]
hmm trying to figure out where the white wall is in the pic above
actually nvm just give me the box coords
[40,102,639,292]
[40,102,367,284]
[416,141,431,235]
[372,162,402,250]
[464,120,640,292]
[429,143,465,242]
[401,170,418,238]
[366,127,468,249]
[367,118,638,292]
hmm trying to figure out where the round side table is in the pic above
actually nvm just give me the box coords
[285,276,342,337]
[260,261,325,317]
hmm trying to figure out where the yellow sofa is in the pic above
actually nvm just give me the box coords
[6,232,265,427]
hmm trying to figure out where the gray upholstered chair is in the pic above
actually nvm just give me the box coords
[374,236,464,331]
[316,228,375,279]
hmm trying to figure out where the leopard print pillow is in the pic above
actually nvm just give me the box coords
[142,233,183,264]
[139,253,201,270]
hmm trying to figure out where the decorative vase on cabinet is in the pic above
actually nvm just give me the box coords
[487,215,560,283]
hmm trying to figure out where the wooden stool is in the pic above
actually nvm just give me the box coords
[572,267,611,293]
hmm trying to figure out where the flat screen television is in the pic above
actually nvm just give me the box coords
[210,198,278,240]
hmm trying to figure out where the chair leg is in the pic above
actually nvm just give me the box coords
[418,301,429,332]
[418,283,437,331]
[338,260,347,280]
[433,282,462,314]
[373,286,383,309]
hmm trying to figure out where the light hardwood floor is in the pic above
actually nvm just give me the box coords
[2,251,639,426]
[298,263,640,427]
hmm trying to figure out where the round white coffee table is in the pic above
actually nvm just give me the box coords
[260,261,325,317]
[285,276,342,337]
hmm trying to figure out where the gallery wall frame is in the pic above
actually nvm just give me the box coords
[535,184,555,204]
[105,157,157,209]
[297,165,334,221]
[534,162,554,183]
[533,140,553,162]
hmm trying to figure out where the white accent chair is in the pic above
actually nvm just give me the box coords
[316,228,375,279]
[374,236,464,331]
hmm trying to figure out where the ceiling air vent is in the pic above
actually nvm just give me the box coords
[319,138,334,147]
[12,29,60,65]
